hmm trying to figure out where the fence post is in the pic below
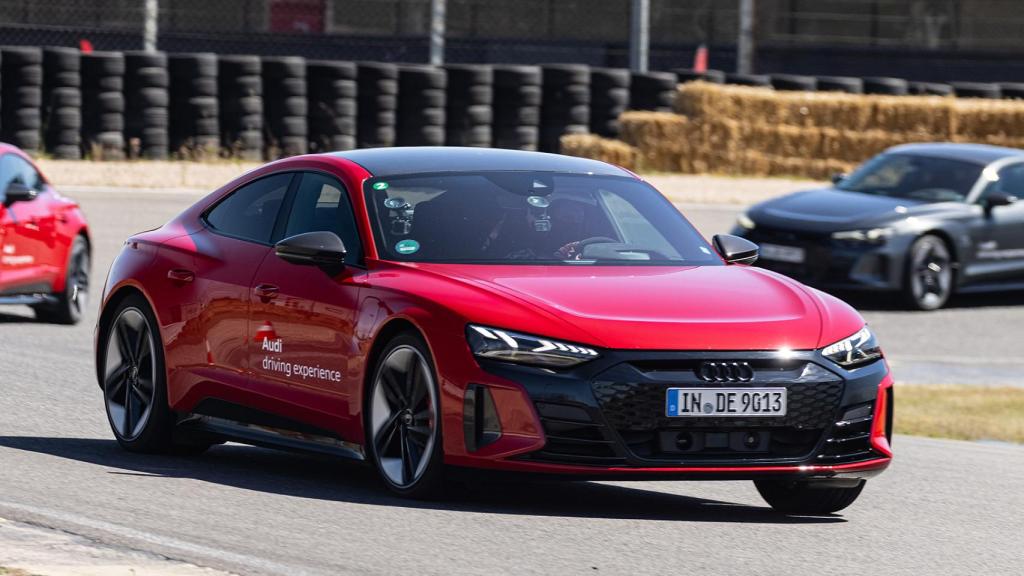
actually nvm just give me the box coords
[429,0,446,65]
[736,0,755,74]
[143,0,159,53]
[630,0,650,72]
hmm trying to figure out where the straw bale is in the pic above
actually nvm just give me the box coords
[559,134,639,171]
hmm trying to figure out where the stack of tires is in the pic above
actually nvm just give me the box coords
[630,71,676,112]
[492,65,541,151]
[673,68,725,84]
[1,47,43,152]
[444,64,491,147]
[862,77,909,96]
[262,56,307,158]
[817,76,864,94]
[770,74,817,91]
[307,60,357,152]
[124,52,169,159]
[168,53,219,159]
[540,64,590,153]
[589,67,630,138]
[81,52,125,159]
[42,47,81,159]
[218,55,263,160]
[357,62,398,149]
[397,65,446,147]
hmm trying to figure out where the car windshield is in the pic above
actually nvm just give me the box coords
[837,153,982,202]
[364,171,722,266]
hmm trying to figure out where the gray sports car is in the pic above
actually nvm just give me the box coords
[734,143,1024,310]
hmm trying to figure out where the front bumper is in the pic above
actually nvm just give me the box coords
[449,349,893,481]
[736,226,913,292]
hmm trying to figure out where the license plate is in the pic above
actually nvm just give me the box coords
[666,388,788,417]
[759,243,805,264]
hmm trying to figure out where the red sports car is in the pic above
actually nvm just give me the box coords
[95,148,892,514]
[0,144,90,324]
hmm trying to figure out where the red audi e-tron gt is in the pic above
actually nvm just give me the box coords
[95,148,892,514]
[0,144,90,324]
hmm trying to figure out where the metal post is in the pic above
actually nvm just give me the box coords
[630,0,650,72]
[143,0,159,53]
[737,0,755,74]
[429,0,446,65]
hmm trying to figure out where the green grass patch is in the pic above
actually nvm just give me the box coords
[896,385,1024,444]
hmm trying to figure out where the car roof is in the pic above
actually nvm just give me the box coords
[886,142,1024,165]
[331,147,632,177]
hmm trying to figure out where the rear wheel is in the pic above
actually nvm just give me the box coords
[755,479,866,515]
[903,234,954,311]
[34,235,89,324]
[366,333,444,499]
[100,294,212,454]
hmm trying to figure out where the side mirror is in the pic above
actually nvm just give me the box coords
[831,172,847,185]
[713,234,759,265]
[275,231,346,268]
[4,181,38,204]
[984,191,1018,212]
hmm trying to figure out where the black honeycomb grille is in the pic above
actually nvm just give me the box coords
[592,380,844,431]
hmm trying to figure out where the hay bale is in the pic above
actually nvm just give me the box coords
[619,111,700,172]
[559,133,638,171]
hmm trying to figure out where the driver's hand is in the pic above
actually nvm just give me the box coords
[556,241,582,260]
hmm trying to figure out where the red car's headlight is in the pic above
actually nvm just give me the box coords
[467,324,600,369]
[822,326,882,368]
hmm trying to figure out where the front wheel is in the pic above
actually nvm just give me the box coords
[366,333,445,499]
[755,479,866,515]
[903,234,954,311]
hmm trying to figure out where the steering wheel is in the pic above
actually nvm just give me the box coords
[556,236,618,260]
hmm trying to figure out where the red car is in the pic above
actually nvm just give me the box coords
[95,148,892,514]
[0,144,90,324]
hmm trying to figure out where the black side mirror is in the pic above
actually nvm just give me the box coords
[984,191,1018,213]
[275,231,346,268]
[713,234,759,265]
[4,181,38,204]
[831,172,847,185]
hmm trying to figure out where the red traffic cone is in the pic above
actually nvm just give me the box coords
[693,43,708,73]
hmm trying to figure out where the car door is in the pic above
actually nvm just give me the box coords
[164,172,295,409]
[967,162,1024,281]
[248,171,366,439]
[0,153,56,293]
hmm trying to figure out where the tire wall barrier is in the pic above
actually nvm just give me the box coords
[81,51,125,160]
[445,64,492,147]
[492,65,541,151]
[308,60,357,152]
[356,62,398,149]
[43,47,81,159]
[397,65,446,147]
[124,51,169,159]
[540,64,590,152]
[169,53,219,159]
[263,56,308,158]
[589,67,630,138]
[219,54,263,160]
[1,47,43,152]
[583,81,1024,179]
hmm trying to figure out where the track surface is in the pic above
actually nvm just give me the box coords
[0,188,1021,576]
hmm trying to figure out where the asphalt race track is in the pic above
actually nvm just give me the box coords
[0,188,1021,575]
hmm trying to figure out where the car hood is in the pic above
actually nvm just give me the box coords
[751,188,927,232]
[408,263,863,351]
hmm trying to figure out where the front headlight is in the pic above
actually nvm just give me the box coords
[467,325,599,368]
[822,326,882,368]
[736,212,756,230]
[831,227,894,243]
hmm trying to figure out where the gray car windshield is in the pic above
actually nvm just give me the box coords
[837,153,982,202]
[364,171,722,265]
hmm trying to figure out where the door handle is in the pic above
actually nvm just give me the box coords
[167,268,195,283]
[254,283,280,302]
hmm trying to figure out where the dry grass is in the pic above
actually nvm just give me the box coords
[897,385,1024,444]
[559,133,639,170]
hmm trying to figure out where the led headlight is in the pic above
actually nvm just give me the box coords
[831,227,894,243]
[467,325,599,368]
[736,212,756,230]
[822,326,882,368]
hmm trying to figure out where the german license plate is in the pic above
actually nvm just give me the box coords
[759,243,805,264]
[666,388,787,417]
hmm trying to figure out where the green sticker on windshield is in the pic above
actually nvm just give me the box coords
[395,239,420,255]
[372,181,389,191]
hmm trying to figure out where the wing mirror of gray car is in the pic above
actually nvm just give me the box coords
[984,191,1018,213]
[275,231,347,268]
[4,181,38,204]
[830,172,848,185]
[713,234,759,265]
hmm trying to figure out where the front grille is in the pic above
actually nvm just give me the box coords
[520,401,626,466]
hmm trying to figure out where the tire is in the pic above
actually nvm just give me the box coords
[725,73,772,87]
[770,74,817,91]
[365,332,445,499]
[951,81,1001,99]
[34,235,89,325]
[817,76,864,94]
[863,77,909,96]
[755,479,866,515]
[903,234,954,311]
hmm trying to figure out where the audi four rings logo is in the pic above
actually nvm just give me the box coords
[698,361,755,382]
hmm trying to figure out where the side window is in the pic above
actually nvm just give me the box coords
[987,164,1024,198]
[205,173,293,244]
[283,172,362,264]
[0,154,42,192]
